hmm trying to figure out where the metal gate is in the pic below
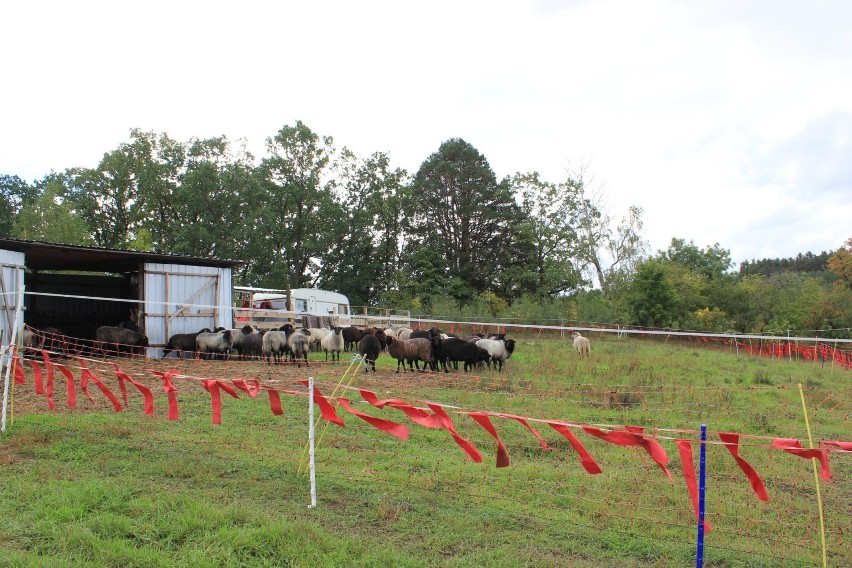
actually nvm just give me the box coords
[143,263,233,357]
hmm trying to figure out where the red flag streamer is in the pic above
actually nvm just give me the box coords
[547,422,603,474]
[203,380,224,424]
[53,364,77,408]
[468,412,510,467]
[75,359,97,404]
[27,359,44,394]
[359,389,445,429]
[265,387,284,416]
[771,438,831,481]
[583,426,672,481]
[202,379,241,425]
[337,398,410,440]
[78,363,122,412]
[116,369,130,408]
[41,350,56,410]
[820,441,852,452]
[718,432,769,502]
[13,357,26,384]
[153,370,181,421]
[314,393,344,426]
[112,364,154,416]
[427,403,483,463]
[498,413,551,451]
[232,378,261,398]
[299,382,344,427]
[675,440,711,534]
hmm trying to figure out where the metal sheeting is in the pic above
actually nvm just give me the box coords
[0,250,25,347]
[144,263,233,357]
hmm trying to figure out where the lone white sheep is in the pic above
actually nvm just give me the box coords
[572,331,590,357]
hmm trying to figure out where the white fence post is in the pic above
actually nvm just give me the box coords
[1,286,25,433]
[308,376,317,509]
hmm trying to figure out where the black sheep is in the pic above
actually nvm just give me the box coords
[95,326,149,357]
[358,334,381,372]
[342,326,362,351]
[162,328,211,359]
[440,337,491,372]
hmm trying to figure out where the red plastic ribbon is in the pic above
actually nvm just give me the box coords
[498,413,551,450]
[547,422,602,474]
[359,389,445,429]
[27,359,44,394]
[427,403,483,463]
[53,363,77,408]
[338,398,410,440]
[264,387,284,416]
[306,384,344,427]
[78,363,122,412]
[41,350,55,410]
[820,441,852,452]
[153,370,180,421]
[13,357,26,384]
[718,432,769,502]
[112,363,154,416]
[675,440,710,534]
[232,378,261,398]
[583,426,672,480]
[202,379,241,425]
[468,412,510,467]
[74,359,97,404]
[771,438,831,481]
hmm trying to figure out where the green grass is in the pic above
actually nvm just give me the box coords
[1,333,849,567]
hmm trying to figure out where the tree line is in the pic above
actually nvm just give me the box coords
[2,123,850,338]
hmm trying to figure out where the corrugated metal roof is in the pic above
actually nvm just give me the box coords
[0,238,242,272]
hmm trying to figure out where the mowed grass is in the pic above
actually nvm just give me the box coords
[0,332,849,567]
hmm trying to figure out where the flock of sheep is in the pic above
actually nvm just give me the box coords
[24,322,592,371]
[159,323,533,373]
[353,325,517,373]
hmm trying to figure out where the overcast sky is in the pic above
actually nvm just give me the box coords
[2,0,850,266]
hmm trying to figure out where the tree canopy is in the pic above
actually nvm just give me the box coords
[2,124,849,337]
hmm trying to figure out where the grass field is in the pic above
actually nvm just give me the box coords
[1,331,849,567]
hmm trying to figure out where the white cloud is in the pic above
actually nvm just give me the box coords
[1,0,850,265]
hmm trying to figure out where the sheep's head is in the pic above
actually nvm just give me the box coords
[505,339,516,354]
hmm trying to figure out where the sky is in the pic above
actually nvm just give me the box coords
[2,0,850,267]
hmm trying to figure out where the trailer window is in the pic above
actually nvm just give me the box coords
[294,299,308,312]
[338,303,349,315]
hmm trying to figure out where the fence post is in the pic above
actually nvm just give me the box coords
[1,286,25,434]
[696,423,707,568]
[308,376,317,509]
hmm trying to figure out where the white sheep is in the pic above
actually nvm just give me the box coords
[307,327,331,351]
[572,332,590,357]
[475,338,516,371]
[320,327,344,361]
[262,330,289,364]
[395,327,414,340]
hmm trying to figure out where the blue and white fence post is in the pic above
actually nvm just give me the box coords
[696,423,707,567]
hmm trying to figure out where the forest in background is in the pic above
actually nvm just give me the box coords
[2,122,851,337]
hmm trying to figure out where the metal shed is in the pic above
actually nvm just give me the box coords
[0,239,241,357]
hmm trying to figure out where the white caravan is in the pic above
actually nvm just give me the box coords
[234,286,351,317]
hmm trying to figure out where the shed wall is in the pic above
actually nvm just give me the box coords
[144,263,233,357]
[0,250,25,347]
